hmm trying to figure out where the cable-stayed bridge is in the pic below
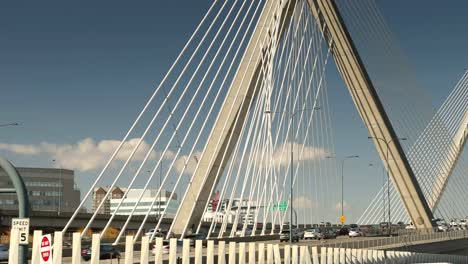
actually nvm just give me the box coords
[59,0,467,245]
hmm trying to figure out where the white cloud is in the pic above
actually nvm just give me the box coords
[0,138,174,172]
[174,151,202,175]
[293,196,317,209]
[335,201,350,212]
[270,142,328,167]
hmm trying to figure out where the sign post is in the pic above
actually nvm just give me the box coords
[11,218,30,245]
[39,234,52,264]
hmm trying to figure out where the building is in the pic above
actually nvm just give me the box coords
[202,195,262,225]
[0,167,81,213]
[92,187,126,214]
[109,189,179,218]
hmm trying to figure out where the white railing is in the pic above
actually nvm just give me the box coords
[7,229,468,264]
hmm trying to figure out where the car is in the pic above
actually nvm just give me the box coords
[81,244,120,261]
[449,219,459,228]
[348,228,364,238]
[145,229,164,238]
[152,240,183,255]
[235,228,252,237]
[0,244,8,261]
[335,227,349,236]
[349,224,359,229]
[293,229,304,239]
[320,230,337,240]
[304,228,322,240]
[279,230,300,242]
[437,224,449,232]
[459,219,467,229]
[185,233,207,247]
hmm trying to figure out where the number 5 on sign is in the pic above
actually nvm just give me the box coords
[11,218,30,245]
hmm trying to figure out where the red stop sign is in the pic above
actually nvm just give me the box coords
[40,236,51,262]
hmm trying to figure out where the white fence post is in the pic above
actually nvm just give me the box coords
[125,235,134,264]
[71,232,81,264]
[320,247,326,264]
[182,239,190,264]
[327,247,333,264]
[239,242,246,264]
[339,248,345,264]
[195,240,203,264]
[8,229,19,264]
[218,241,226,264]
[169,238,177,264]
[154,237,163,264]
[351,248,357,263]
[229,242,236,264]
[32,230,43,264]
[301,246,312,264]
[273,244,281,264]
[291,245,298,264]
[248,242,256,264]
[53,231,63,264]
[140,236,149,264]
[258,243,265,264]
[266,244,273,264]
[207,240,215,264]
[311,247,319,264]
[333,248,339,264]
[90,234,100,264]
[284,245,291,264]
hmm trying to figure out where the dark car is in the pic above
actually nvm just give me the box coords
[335,227,349,236]
[279,230,300,242]
[81,244,121,261]
[320,229,337,240]
[185,233,208,247]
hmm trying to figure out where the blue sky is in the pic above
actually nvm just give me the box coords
[1,0,466,222]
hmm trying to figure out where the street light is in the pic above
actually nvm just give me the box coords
[52,159,62,215]
[327,155,359,225]
[265,107,320,243]
[369,162,386,224]
[368,136,407,236]
[0,122,19,127]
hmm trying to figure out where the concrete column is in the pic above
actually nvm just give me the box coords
[170,0,297,236]
[307,0,434,229]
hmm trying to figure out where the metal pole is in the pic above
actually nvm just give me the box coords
[386,142,390,236]
[59,166,62,215]
[290,113,294,244]
[341,158,348,223]
[0,158,29,264]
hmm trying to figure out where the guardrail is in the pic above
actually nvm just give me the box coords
[7,229,468,263]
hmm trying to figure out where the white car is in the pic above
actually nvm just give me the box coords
[235,228,252,236]
[0,244,8,261]
[459,219,467,229]
[304,228,322,240]
[437,224,449,232]
[348,228,363,238]
[152,240,182,255]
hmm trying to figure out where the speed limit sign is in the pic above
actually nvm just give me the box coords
[11,218,30,245]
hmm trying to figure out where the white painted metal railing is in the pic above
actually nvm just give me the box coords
[7,229,468,264]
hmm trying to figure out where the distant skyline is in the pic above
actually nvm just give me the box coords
[1,0,466,222]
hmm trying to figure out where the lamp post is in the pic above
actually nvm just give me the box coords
[52,159,62,215]
[369,163,386,224]
[265,107,320,243]
[326,155,359,225]
[368,136,407,236]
